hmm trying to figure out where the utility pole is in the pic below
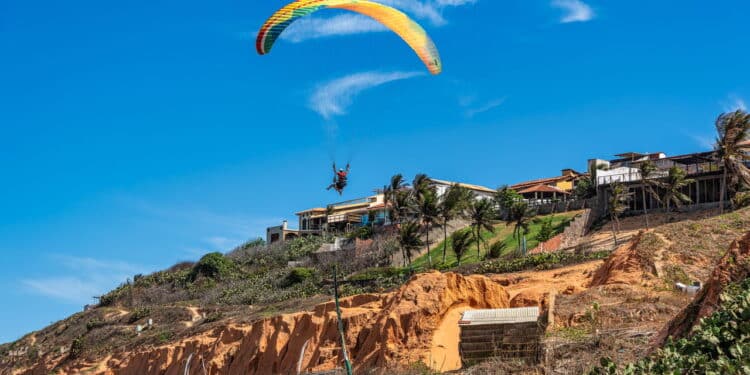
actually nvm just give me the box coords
[333,265,353,375]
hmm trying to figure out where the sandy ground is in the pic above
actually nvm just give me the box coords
[427,304,473,372]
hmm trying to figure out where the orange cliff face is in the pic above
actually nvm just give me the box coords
[26,272,510,375]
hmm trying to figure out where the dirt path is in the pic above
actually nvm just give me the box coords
[183,306,202,328]
[426,304,472,372]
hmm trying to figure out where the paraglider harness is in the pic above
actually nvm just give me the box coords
[327,163,350,195]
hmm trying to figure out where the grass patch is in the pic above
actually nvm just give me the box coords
[412,212,578,269]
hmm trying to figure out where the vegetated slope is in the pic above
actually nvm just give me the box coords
[541,207,750,374]
[1,272,510,375]
[2,207,750,375]
[412,211,580,269]
[591,230,750,374]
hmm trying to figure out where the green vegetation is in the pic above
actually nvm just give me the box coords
[127,307,151,324]
[591,278,750,374]
[714,110,750,212]
[412,212,578,269]
[285,267,317,286]
[69,336,85,359]
[472,250,611,274]
[191,252,235,280]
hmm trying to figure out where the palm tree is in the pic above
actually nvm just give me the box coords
[417,189,440,268]
[384,174,408,224]
[451,230,473,266]
[412,173,431,202]
[715,110,750,212]
[438,184,472,263]
[637,160,659,229]
[507,201,534,251]
[573,162,607,201]
[466,197,496,258]
[656,166,695,213]
[607,182,632,246]
[398,221,423,267]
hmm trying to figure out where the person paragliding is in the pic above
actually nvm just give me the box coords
[327,162,350,195]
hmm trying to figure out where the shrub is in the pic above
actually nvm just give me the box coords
[191,252,234,281]
[202,311,223,324]
[487,242,507,259]
[733,191,750,209]
[473,251,611,274]
[286,237,324,261]
[69,336,85,359]
[536,218,555,242]
[348,267,406,281]
[286,267,316,285]
[127,307,151,324]
[86,319,107,331]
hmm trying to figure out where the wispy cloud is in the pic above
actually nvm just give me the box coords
[688,134,716,151]
[309,71,423,119]
[551,0,595,23]
[465,97,506,118]
[22,255,148,305]
[280,0,477,42]
[722,95,747,112]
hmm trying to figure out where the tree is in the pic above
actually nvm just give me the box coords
[384,174,408,224]
[466,197,496,258]
[637,160,659,229]
[451,230,473,266]
[417,188,440,268]
[574,162,607,200]
[398,221,423,267]
[715,110,750,212]
[494,186,522,220]
[438,184,472,263]
[607,182,632,246]
[412,173,431,202]
[507,201,534,250]
[656,166,695,212]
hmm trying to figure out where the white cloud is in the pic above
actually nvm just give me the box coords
[23,277,103,304]
[689,134,716,151]
[22,255,147,305]
[551,0,595,23]
[309,71,423,119]
[465,97,506,118]
[278,0,477,42]
[723,95,747,112]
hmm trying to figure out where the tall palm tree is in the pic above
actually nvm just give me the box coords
[637,160,659,229]
[412,174,431,203]
[507,201,534,250]
[656,166,695,212]
[715,110,750,212]
[466,197,496,258]
[439,184,472,263]
[417,189,440,268]
[398,221,423,267]
[608,182,632,246]
[451,230,473,267]
[384,174,408,224]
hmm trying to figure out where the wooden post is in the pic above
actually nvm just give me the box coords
[333,265,353,375]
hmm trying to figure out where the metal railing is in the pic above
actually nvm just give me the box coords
[597,161,723,186]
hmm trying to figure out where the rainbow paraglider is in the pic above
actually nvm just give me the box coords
[256,0,442,75]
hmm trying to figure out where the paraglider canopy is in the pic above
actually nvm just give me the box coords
[256,0,442,75]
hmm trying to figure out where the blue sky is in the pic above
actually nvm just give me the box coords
[0,0,748,343]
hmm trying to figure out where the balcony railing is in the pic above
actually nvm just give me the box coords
[597,161,723,186]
